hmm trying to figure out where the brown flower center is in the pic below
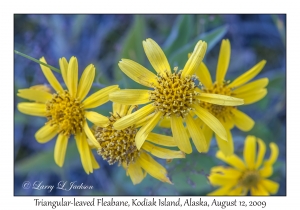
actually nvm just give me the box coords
[95,113,140,165]
[150,70,199,118]
[239,170,260,188]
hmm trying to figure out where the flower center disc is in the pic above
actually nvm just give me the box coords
[95,113,140,165]
[150,71,199,118]
[240,170,260,188]
[46,90,85,136]
[200,82,235,120]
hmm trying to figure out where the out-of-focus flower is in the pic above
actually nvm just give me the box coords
[208,135,279,195]
[196,39,268,156]
[17,56,119,174]
[94,103,185,185]
[109,38,243,154]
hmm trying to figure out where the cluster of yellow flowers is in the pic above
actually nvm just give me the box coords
[17,38,279,195]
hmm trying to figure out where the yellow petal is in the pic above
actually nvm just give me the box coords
[39,57,64,93]
[216,129,234,156]
[222,117,235,130]
[228,60,267,88]
[29,84,52,93]
[207,183,236,196]
[109,89,150,105]
[18,89,53,103]
[232,78,269,95]
[234,88,267,105]
[186,113,207,152]
[255,138,266,169]
[170,116,192,154]
[113,103,155,130]
[195,62,213,88]
[82,85,119,109]
[259,179,279,194]
[59,57,69,89]
[197,93,244,106]
[74,132,93,174]
[133,113,155,128]
[202,124,213,153]
[142,141,185,159]
[250,184,269,196]
[216,39,231,84]
[118,59,158,87]
[142,38,171,76]
[264,142,279,166]
[77,64,95,101]
[216,150,246,170]
[67,56,78,97]
[54,134,68,167]
[231,109,255,131]
[135,111,162,150]
[126,161,145,185]
[193,104,227,141]
[112,102,123,115]
[83,121,100,148]
[35,124,57,143]
[90,150,100,170]
[137,151,172,184]
[227,186,243,195]
[210,166,242,179]
[209,173,238,186]
[127,105,137,115]
[146,132,177,147]
[182,40,207,77]
[243,135,256,170]
[17,102,46,117]
[158,117,171,128]
[85,111,109,127]
[114,103,131,116]
[259,165,273,178]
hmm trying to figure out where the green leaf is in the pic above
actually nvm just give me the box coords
[267,72,285,91]
[114,15,146,89]
[168,25,228,68]
[15,141,79,175]
[166,153,216,195]
[163,15,194,56]
[14,50,61,74]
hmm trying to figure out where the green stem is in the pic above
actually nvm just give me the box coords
[14,50,61,74]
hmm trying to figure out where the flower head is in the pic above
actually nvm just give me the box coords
[17,56,119,174]
[93,103,185,185]
[208,135,279,195]
[109,38,243,154]
[196,39,268,156]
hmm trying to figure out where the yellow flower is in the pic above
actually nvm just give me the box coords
[109,38,243,154]
[196,39,268,156]
[208,135,279,195]
[93,103,185,185]
[17,56,119,174]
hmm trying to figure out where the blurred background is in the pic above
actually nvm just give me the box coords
[14,14,286,195]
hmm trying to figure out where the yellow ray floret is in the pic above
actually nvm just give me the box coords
[17,56,119,174]
[195,39,268,156]
[110,38,244,154]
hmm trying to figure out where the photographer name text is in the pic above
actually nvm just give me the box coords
[23,181,93,192]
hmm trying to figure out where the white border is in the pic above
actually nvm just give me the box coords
[3,0,293,209]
